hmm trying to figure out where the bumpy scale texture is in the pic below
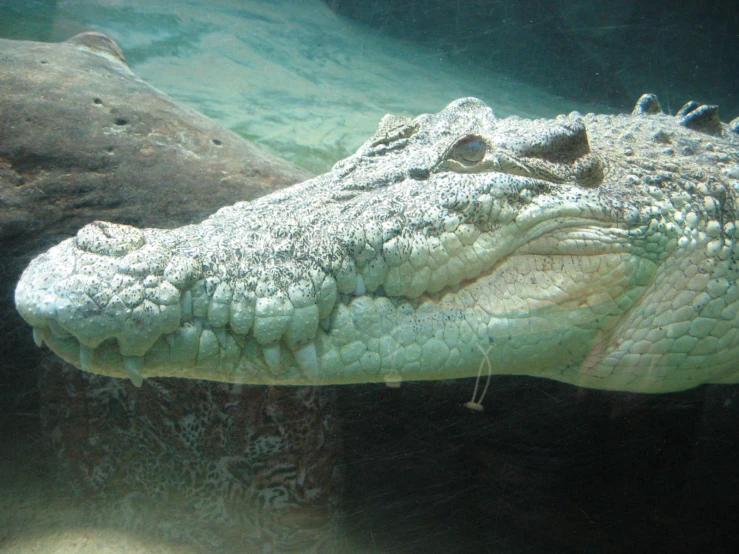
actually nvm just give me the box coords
[16,95,739,392]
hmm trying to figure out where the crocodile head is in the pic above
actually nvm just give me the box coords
[15,96,739,392]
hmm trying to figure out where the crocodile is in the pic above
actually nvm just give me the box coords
[14,94,739,394]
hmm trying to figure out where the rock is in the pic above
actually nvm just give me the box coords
[0,32,311,389]
[1,34,337,549]
[0,32,311,245]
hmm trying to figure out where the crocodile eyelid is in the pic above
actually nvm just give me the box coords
[448,134,488,164]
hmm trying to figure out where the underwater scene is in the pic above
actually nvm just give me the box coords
[1,0,738,552]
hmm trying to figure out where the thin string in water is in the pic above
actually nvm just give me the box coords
[464,344,493,412]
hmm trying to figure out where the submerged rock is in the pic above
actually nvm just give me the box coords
[0,34,336,549]
[0,31,311,393]
[0,32,311,247]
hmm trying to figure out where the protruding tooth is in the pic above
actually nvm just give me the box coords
[316,276,338,320]
[208,283,233,327]
[49,320,72,338]
[284,305,319,348]
[80,344,94,371]
[263,343,281,373]
[181,290,193,319]
[230,291,256,335]
[124,355,145,387]
[32,327,47,347]
[166,333,175,350]
[196,329,219,367]
[214,328,228,347]
[293,342,318,380]
[384,372,402,389]
[362,257,388,293]
[354,274,366,296]
[253,292,293,345]
[219,333,240,372]
[334,259,357,294]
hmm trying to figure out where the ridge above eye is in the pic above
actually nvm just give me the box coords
[505,119,592,163]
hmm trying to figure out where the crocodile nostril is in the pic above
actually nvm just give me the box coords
[76,221,146,256]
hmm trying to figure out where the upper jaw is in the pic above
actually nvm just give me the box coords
[14,200,627,376]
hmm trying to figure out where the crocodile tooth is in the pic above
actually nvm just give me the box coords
[32,327,47,347]
[263,343,281,373]
[293,342,318,379]
[181,290,193,319]
[208,282,233,327]
[354,274,366,295]
[229,291,256,335]
[80,344,94,371]
[253,292,293,345]
[219,333,241,371]
[124,355,145,387]
[284,305,320,348]
[196,329,219,363]
[384,372,403,388]
[166,333,175,350]
[214,328,228,347]
[316,276,338,320]
[48,320,72,338]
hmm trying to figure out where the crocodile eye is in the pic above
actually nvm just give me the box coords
[450,135,487,164]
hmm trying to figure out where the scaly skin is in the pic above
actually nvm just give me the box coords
[15,95,739,392]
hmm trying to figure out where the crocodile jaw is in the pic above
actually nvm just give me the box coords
[15,96,739,393]
[15,210,657,390]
